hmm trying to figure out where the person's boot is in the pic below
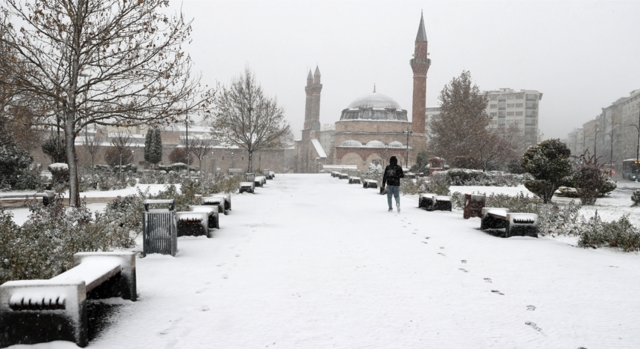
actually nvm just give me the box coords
[397,203,401,213]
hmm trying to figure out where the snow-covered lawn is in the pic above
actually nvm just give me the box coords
[6,175,640,348]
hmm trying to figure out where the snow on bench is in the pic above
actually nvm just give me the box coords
[418,193,452,211]
[363,179,378,189]
[480,207,538,237]
[206,194,231,212]
[338,173,349,180]
[0,190,56,207]
[0,252,136,348]
[254,176,267,187]
[239,181,255,194]
[190,205,220,229]
[176,211,212,238]
[331,171,340,177]
[348,176,361,184]
[202,196,229,215]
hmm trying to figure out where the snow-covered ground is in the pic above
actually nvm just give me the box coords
[6,175,640,348]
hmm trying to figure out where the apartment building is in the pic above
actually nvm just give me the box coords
[486,88,542,149]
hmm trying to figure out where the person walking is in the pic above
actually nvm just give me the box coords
[381,155,404,212]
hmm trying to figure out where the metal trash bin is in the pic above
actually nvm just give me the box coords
[142,199,177,257]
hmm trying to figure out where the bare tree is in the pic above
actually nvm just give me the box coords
[211,68,291,173]
[0,0,211,206]
[186,137,212,171]
[83,128,103,168]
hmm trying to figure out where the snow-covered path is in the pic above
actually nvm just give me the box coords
[75,174,640,348]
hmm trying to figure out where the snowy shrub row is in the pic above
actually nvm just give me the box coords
[0,195,136,284]
[442,169,533,187]
[78,168,136,191]
[578,214,640,252]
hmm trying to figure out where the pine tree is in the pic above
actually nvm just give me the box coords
[144,131,153,163]
[149,129,163,165]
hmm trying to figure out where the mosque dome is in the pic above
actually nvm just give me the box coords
[366,140,385,148]
[389,141,404,148]
[339,140,363,147]
[340,92,408,121]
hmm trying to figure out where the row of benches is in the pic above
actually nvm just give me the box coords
[1,191,238,347]
[418,192,539,237]
[239,172,273,194]
[330,172,379,189]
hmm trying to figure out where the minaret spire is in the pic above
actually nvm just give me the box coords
[410,12,430,135]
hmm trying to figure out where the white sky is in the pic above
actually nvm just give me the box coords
[171,0,640,140]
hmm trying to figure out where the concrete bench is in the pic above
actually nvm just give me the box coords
[0,190,56,207]
[331,171,339,178]
[463,194,486,219]
[0,252,136,348]
[254,176,267,187]
[239,181,255,194]
[206,193,231,212]
[418,193,452,211]
[480,207,538,237]
[363,179,378,189]
[348,176,362,184]
[202,196,229,215]
[190,205,220,229]
[176,211,212,238]
[338,173,349,180]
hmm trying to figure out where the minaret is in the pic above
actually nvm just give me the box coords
[410,12,430,134]
[304,66,322,131]
[304,70,313,129]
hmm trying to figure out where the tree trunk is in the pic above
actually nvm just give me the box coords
[65,116,80,207]
[247,150,253,173]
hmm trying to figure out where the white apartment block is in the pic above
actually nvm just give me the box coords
[423,88,542,150]
[486,88,542,149]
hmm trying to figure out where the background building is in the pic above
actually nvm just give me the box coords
[486,88,543,149]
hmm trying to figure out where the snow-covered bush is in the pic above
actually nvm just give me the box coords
[632,190,640,206]
[578,213,640,252]
[365,163,383,176]
[78,168,135,191]
[521,139,572,203]
[0,137,38,190]
[423,171,450,195]
[49,163,69,187]
[439,169,532,187]
[0,195,135,284]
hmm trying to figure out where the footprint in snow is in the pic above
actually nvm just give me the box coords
[525,321,542,332]
[461,260,467,264]
[437,252,446,257]
[201,305,210,312]
[484,278,492,283]
[422,241,428,244]
[458,268,468,273]
[440,247,445,249]
[424,236,430,239]
[527,305,536,311]
[491,290,504,295]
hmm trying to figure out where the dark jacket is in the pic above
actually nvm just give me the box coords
[382,156,404,187]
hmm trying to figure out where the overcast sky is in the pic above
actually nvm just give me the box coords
[171,0,640,140]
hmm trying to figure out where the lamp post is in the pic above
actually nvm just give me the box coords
[403,130,413,168]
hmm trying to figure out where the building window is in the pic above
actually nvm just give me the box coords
[507,94,516,100]
[516,103,523,108]
[526,94,538,101]
[516,111,523,116]
[507,103,514,108]
[507,112,514,116]
[526,102,537,109]
[490,112,497,117]
[490,104,497,109]
[498,102,506,110]
[515,93,524,99]
[490,95,498,100]
[526,110,535,117]
[498,111,506,117]
[525,119,536,125]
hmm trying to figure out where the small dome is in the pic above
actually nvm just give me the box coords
[339,140,363,147]
[389,141,404,148]
[366,140,385,148]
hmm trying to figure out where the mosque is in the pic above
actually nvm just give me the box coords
[294,13,430,173]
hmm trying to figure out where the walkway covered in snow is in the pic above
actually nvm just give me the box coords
[89,174,640,349]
